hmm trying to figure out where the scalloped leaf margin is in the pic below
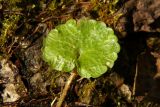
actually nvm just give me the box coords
[42,19,120,78]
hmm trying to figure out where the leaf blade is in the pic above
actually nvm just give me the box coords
[42,19,120,78]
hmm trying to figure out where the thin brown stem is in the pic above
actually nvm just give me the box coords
[55,70,77,107]
[133,59,138,96]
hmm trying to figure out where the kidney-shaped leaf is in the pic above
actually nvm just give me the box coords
[42,19,120,78]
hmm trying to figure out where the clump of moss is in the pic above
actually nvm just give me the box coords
[0,15,19,47]
[91,0,122,26]
[0,0,22,54]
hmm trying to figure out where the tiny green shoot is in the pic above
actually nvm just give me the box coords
[42,18,120,107]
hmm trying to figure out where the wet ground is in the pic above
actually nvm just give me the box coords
[0,0,160,107]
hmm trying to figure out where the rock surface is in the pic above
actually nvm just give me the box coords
[0,58,27,102]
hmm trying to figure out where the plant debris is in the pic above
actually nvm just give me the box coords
[0,0,160,106]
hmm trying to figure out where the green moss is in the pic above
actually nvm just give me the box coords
[0,15,19,47]
[0,0,22,54]
[91,0,122,26]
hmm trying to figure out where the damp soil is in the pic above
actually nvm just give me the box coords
[0,0,160,107]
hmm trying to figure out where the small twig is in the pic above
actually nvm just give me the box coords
[133,58,138,96]
[4,10,24,15]
[56,70,77,107]
[51,97,57,107]
[74,102,93,107]
[41,15,70,23]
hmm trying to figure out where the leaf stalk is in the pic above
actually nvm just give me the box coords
[56,70,77,107]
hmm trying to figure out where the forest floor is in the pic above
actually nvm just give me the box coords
[0,0,160,107]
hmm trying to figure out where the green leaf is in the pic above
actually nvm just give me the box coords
[42,19,120,78]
